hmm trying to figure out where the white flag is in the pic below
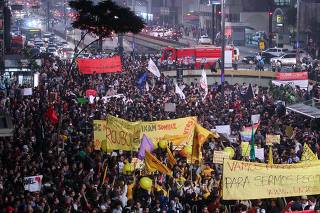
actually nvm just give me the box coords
[24,175,43,192]
[200,69,208,96]
[175,83,185,99]
[145,81,150,91]
[147,58,161,78]
[89,95,95,104]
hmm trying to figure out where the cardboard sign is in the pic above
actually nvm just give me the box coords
[24,175,43,192]
[21,88,32,96]
[266,134,280,146]
[215,125,231,136]
[213,150,230,164]
[255,148,265,161]
[164,103,176,112]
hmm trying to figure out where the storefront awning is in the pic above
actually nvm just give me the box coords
[286,99,320,119]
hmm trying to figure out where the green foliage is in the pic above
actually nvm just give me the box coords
[269,82,302,104]
[69,0,145,38]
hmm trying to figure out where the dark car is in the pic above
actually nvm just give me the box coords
[242,55,256,64]
[260,52,276,64]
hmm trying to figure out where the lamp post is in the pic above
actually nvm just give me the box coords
[210,0,221,45]
[296,0,301,67]
[220,0,225,93]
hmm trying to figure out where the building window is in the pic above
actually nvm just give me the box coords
[274,0,290,6]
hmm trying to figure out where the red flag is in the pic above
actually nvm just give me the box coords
[45,107,58,124]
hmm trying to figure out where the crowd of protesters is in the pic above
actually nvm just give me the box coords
[0,51,320,213]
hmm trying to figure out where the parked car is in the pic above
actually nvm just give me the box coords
[260,52,277,64]
[270,53,296,66]
[263,48,288,57]
[199,35,212,45]
[242,55,256,64]
[285,49,311,61]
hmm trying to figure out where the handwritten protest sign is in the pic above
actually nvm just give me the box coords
[24,175,43,192]
[266,135,280,146]
[105,115,141,151]
[164,103,176,112]
[213,151,230,164]
[223,159,320,200]
[255,148,264,161]
[93,120,106,150]
[241,142,250,157]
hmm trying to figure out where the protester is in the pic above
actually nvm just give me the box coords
[0,50,319,213]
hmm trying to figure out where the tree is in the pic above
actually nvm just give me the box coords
[70,0,144,38]
[68,0,145,74]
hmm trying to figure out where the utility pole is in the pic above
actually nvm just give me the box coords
[46,0,50,32]
[64,0,67,39]
[181,0,184,25]
[211,3,215,45]
[221,0,225,94]
[296,0,301,67]
[132,0,136,58]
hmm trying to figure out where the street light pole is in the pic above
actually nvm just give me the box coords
[211,3,215,45]
[296,0,301,67]
[221,0,225,93]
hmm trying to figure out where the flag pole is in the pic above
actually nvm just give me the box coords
[250,120,255,161]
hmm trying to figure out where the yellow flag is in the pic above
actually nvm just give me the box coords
[145,151,173,176]
[156,185,169,197]
[268,146,273,165]
[162,134,189,144]
[302,143,318,161]
[191,124,219,163]
[167,147,177,167]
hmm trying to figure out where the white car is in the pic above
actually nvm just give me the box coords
[48,47,58,56]
[285,49,311,60]
[270,53,297,66]
[263,48,288,57]
[199,35,212,44]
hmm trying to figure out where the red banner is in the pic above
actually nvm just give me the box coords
[276,72,308,81]
[76,56,122,74]
[85,89,97,97]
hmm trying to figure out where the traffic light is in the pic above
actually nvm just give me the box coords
[268,11,273,16]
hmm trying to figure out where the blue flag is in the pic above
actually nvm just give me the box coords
[137,72,148,88]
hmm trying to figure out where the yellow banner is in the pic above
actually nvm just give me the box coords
[141,117,197,148]
[105,115,141,151]
[223,159,320,200]
[93,120,107,150]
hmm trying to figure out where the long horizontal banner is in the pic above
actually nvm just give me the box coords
[76,56,122,74]
[94,116,197,151]
[276,72,308,81]
[223,159,320,200]
[141,116,197,148]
